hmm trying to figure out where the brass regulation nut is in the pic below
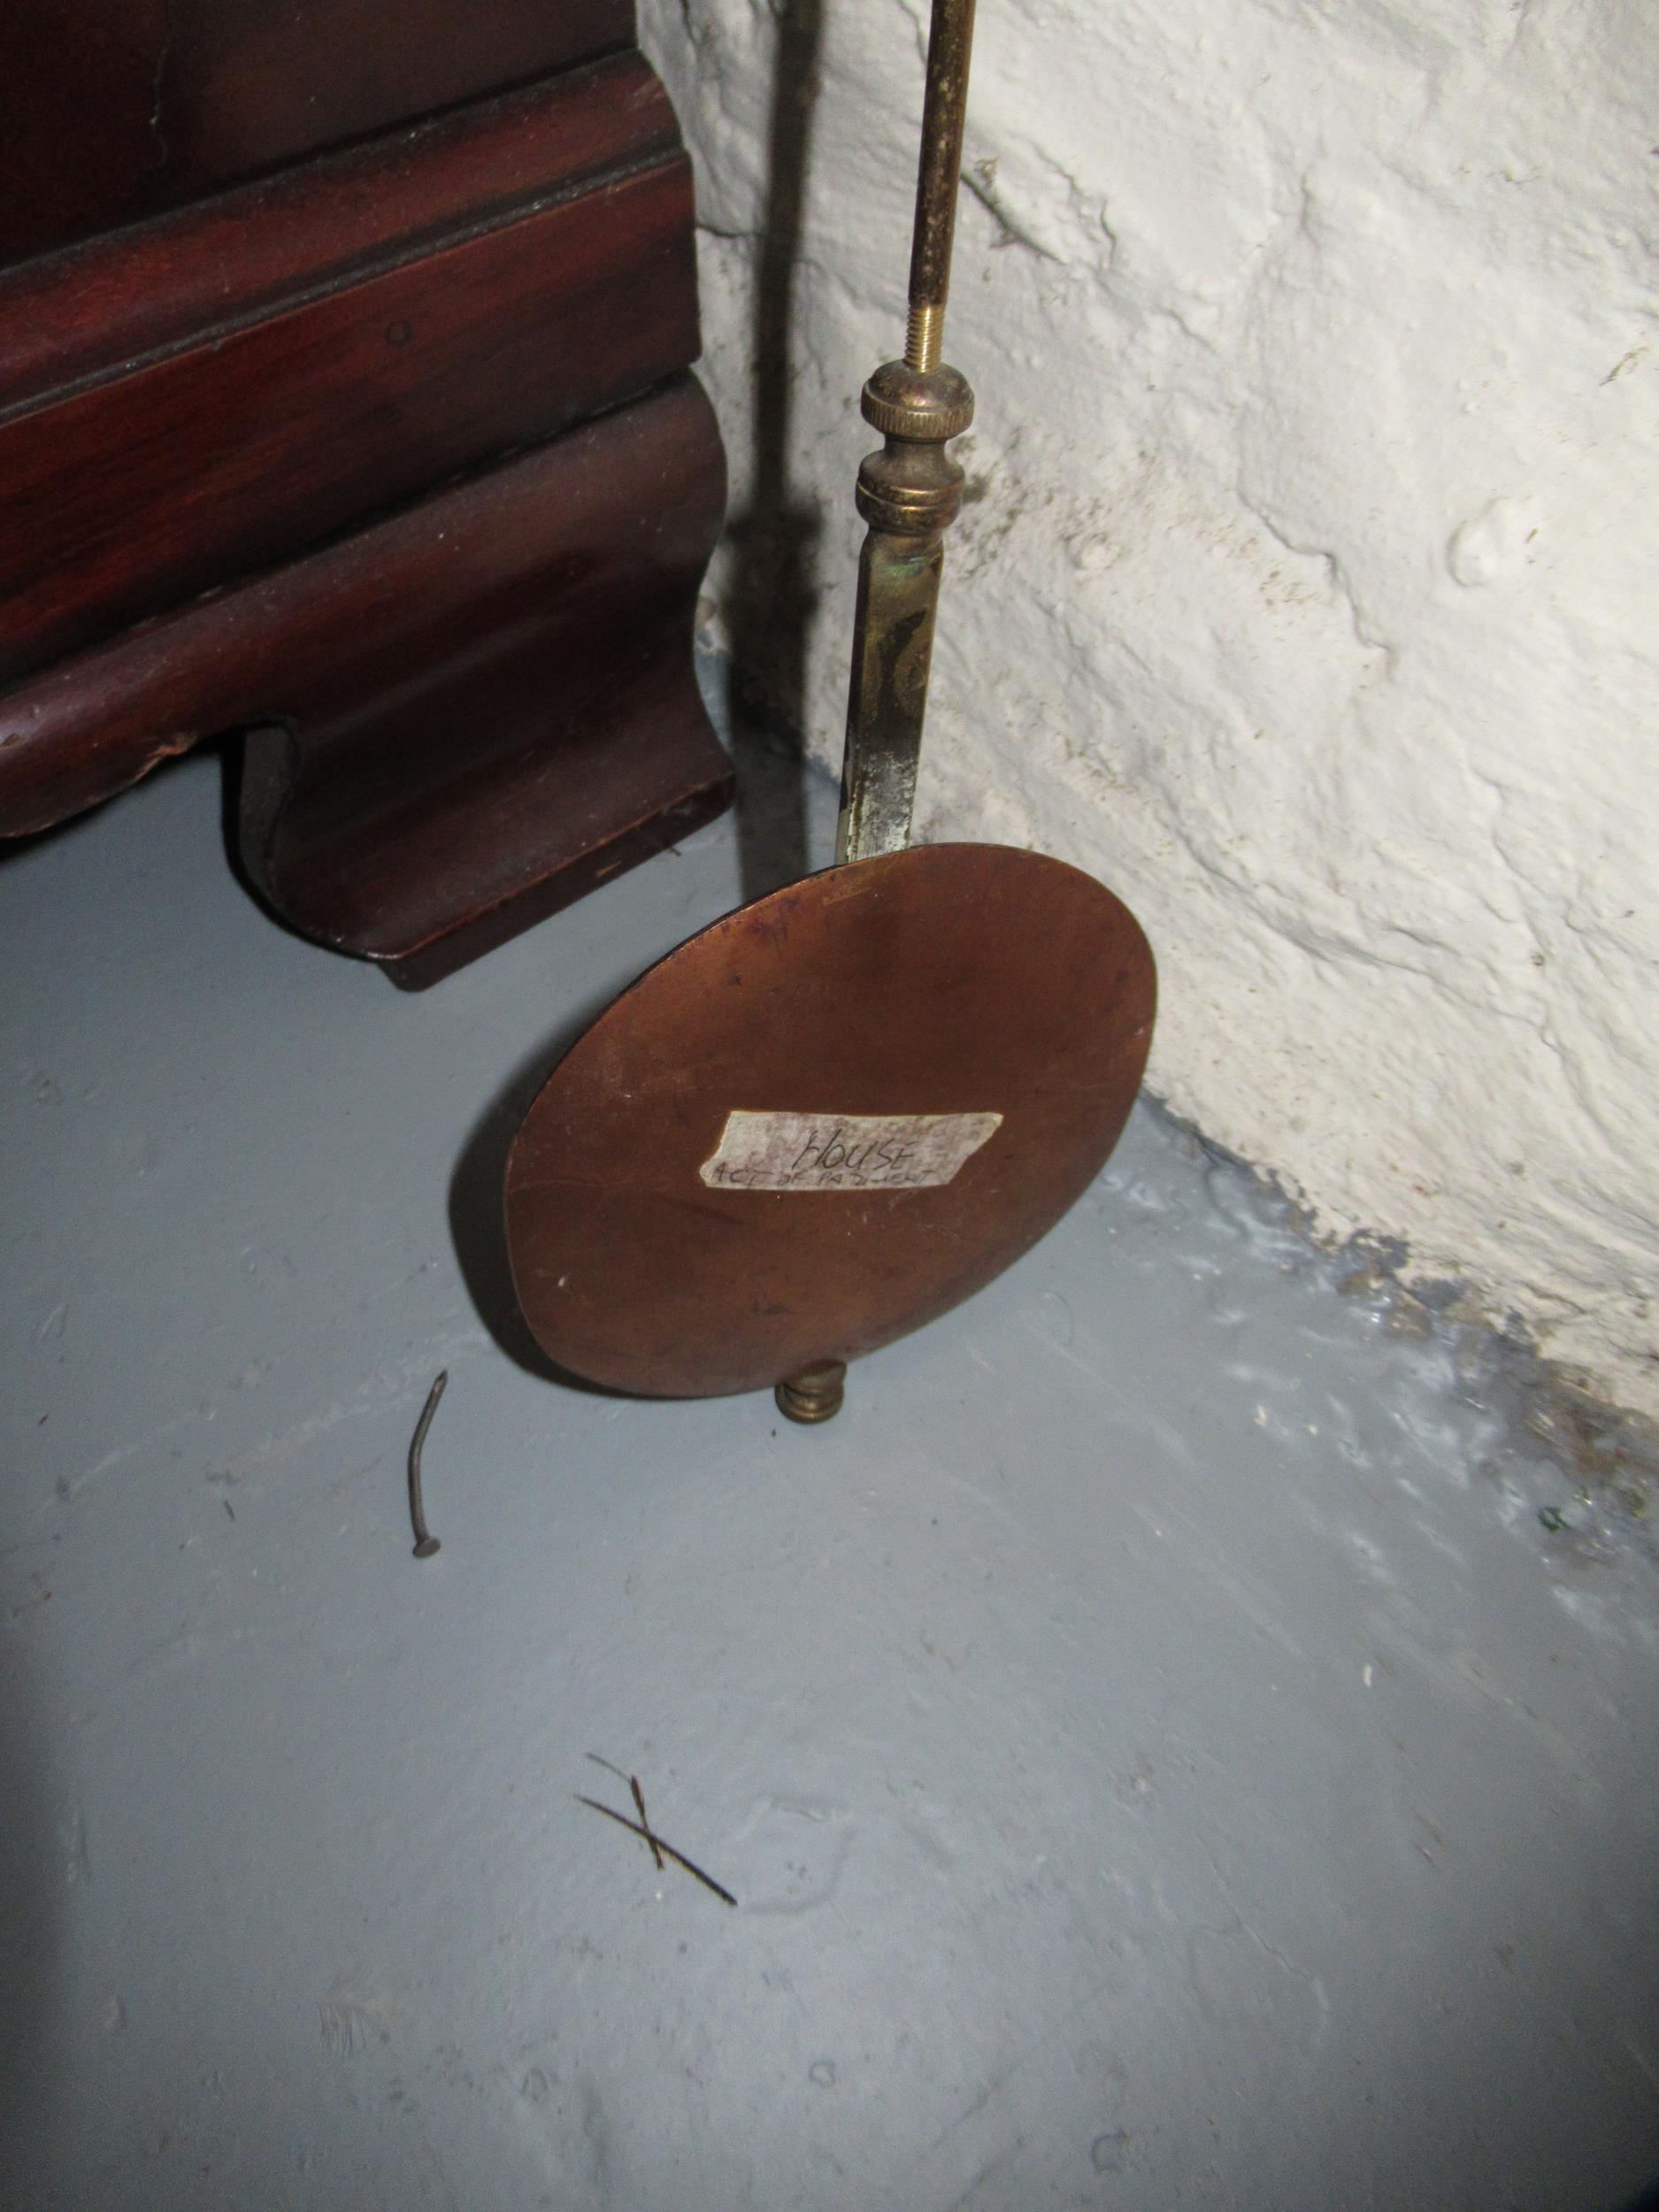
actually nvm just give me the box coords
[856,442,965,535]
[776,1360,848,1424]
[861,359,975,444]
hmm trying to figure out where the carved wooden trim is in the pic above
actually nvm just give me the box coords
[0,378,731,987]
[0,0,638,265]
[0,27,732,984]
[0,55,700,686]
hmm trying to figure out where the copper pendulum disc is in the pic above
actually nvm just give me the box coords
[504,844,1154,1399]
[505,0,1157,1404]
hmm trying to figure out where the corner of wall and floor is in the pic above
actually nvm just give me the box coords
[641,0,1659,1432]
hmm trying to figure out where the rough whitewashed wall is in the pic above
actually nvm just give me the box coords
[640,0,1659,1417]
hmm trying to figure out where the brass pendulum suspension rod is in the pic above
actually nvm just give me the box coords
[905,0,977,374]
[836,0,979,864]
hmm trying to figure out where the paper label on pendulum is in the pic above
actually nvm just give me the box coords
[699,1110,1002,1193]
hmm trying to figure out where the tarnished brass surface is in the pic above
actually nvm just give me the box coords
[835,370,972,859]
[836,0,979,864]
[860,359,975,445]
[504,844,1156,1400]
[905,300,947,380]
[904,0,977,371]
[776,1361,849,1424]
[837,530,945,863]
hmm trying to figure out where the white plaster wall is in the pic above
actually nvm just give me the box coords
[641,0,1659,1417]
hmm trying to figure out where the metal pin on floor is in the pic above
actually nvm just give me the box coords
[407,1369,447,1557]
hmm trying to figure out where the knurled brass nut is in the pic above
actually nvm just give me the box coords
[861,359,975,443]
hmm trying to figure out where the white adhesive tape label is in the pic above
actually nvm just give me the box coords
[699,1110,1002,1193]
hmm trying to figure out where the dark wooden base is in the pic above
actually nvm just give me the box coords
[0,376,732,987]
[0,27,731,986]
[0,54,703,690]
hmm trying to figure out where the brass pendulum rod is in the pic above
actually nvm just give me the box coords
[903,0,977,376]
[835,0,979,865]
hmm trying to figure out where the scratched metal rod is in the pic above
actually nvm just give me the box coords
[904,0,978,374]
[407,1369,447,1559]
[835,0,979,866]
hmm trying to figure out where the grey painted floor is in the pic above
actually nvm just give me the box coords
[4,725,1658,2212]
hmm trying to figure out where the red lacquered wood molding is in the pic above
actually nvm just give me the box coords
[0,0,636,267]
[0,377,731,987]
[0,53,700,687]
[0,53,680,411]
[0,375,724,830]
